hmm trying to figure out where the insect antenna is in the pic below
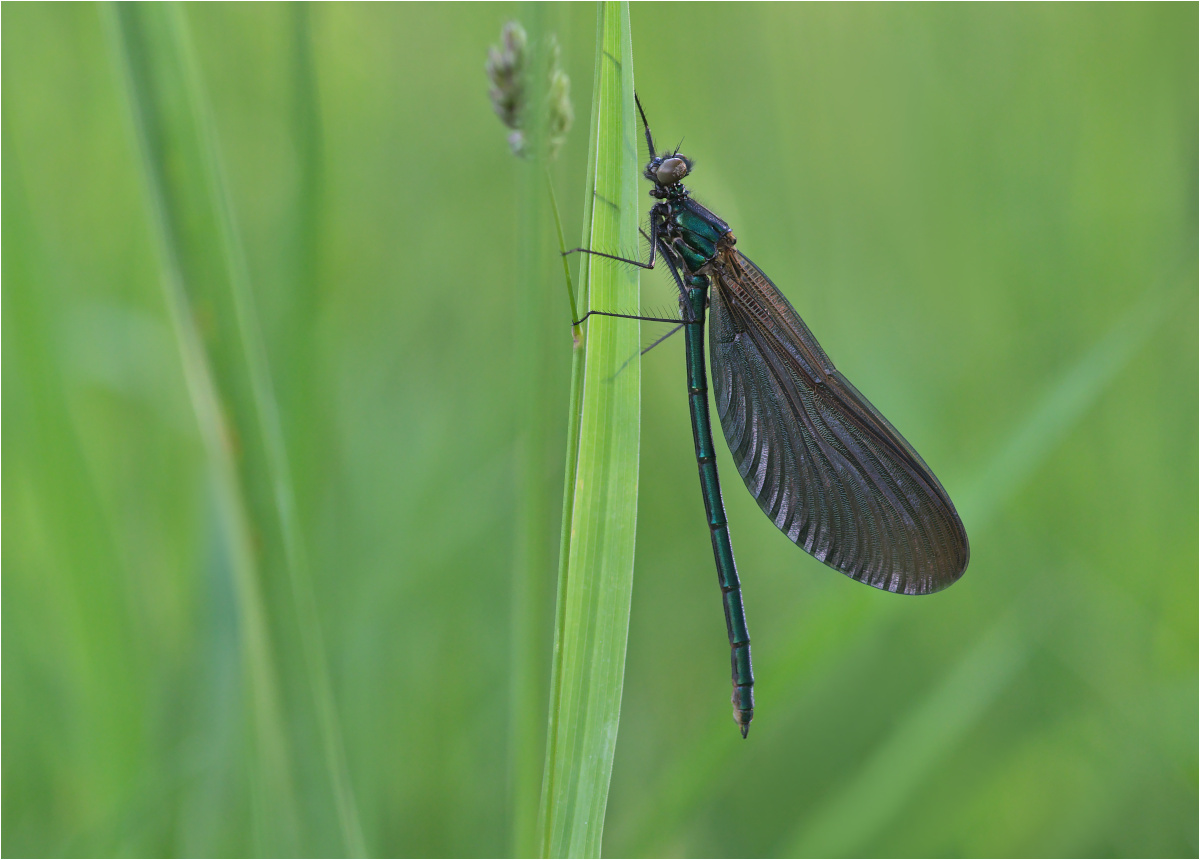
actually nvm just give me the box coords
[635,94,656,157]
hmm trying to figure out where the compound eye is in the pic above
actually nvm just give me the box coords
[656,156,689,185]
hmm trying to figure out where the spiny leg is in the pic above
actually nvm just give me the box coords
[562,215,660,270]
[568,236,693,327]
[606,323,686,383]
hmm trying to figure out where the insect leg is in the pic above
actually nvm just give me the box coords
[569,238,689,327]
[561,214,659,270]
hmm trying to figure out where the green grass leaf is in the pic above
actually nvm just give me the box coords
[105,5,363,854]
[508,8,560,857]
[539,3,640,856]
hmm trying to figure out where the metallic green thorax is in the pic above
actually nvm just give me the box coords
[666,197,730,276]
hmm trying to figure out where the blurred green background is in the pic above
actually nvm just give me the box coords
[4,3,1196,857]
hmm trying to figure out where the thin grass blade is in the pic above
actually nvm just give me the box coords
[105,5,362,854]
[782,284,1174,857]
[509,7,560,856]
[539,3,640,856]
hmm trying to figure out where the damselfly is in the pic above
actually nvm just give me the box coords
[568,97,969,738]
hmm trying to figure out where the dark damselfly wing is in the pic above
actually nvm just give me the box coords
[709,250,969,595]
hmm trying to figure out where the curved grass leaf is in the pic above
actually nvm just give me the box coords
[508,8,559,857]
[538,3,640,856]
[105,5,363,854]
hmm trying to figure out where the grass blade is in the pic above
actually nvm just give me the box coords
[509,8,559,856]
[539,3,640,856]
[105,5,362,854]
[782,284,1174,857]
